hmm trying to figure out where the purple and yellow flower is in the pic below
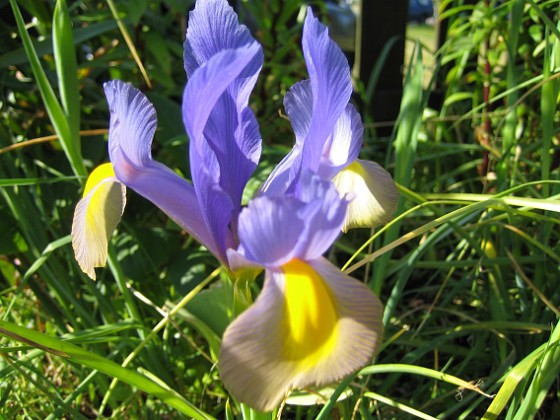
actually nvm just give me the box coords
[221,172,383,410]
[259,6,398,229]
[71,0,398,411]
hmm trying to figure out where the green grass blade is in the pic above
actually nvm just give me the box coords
[8,0,86,179]
[0,320,215,420]
[15,0,51,27]
[105,0,152,88]
[511,320,560,419]
[360,364,493,398]
[496,0,523,189]
[481,337,548,419]
[53,0,80,151]
[363,392,438,420]
[0,176,79,187]
[371,43,425,295]
[526,0,560,40]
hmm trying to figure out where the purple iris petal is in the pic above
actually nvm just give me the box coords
[237,196,306,267]
[284,80,314,141]
[317,103,363,179]
[183,0,259,77]
[293,172,349,260]
[258,142,303,196]
[261,9,356,195]
[104,80,219,258]
[238,172,348,266]
[300,9,352,172]
[259,81,310,195]
[183,44,262,257]
[189,139,235,263]
[184,0,263,219]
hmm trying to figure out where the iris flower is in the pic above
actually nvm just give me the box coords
[221,171,383,410]
[72,0,398,412]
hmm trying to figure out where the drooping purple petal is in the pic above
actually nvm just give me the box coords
[104,80,219,259]
[300,8,352,172]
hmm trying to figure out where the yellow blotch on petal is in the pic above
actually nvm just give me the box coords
[282,259,339,368]
[72,163,126,280]
[219,257,383,412]
[332,159,399,232]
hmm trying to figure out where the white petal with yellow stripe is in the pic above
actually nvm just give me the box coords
[219,257,383,412]
[71,163,126,280]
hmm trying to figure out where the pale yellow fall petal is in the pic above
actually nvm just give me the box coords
[71,163,126,280]
[332,159,399,232]
[219,257,383,411]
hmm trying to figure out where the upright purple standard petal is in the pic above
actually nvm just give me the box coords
[183,0,263,256]
[300,8,353,172]
[183,0,258,77]
[317,103,363,179]
[261,9,355,195]
[259,81,310,195]
[183,44,262,259]
[104,80,219,259]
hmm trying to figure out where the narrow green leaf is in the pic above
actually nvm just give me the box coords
[482,341,546,419]
[360,364,494,398]
[0,176,80,187]
[8,0,86,178]
[15,0,51,27]
[363,392,438,420]
[53,0,80,147]
[371,43,426,295]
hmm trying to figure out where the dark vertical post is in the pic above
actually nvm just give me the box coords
[355,0,408,133]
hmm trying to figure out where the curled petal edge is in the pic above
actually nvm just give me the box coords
[332,159,399,232]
